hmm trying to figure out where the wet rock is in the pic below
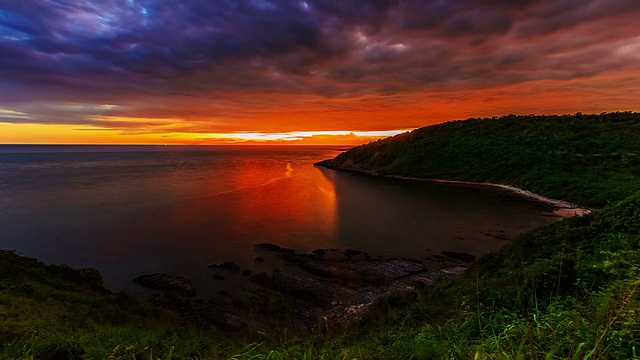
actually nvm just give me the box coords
[133,273,196,297]
[208,262,241,272]
[254,243,295,253]
[441,251,476,263]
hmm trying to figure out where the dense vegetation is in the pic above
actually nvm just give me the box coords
[328,112,640,207]
[2,112,639,359]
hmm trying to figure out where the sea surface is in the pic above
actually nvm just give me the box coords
[0,145,560,297]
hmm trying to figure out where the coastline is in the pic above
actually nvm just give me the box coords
[315,160,592,218]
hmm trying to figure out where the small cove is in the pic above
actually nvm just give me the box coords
[0,145,564,299]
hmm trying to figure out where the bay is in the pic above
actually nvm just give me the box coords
[0,145,559,297]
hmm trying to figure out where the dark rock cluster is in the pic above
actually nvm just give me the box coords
[132,243,470,333]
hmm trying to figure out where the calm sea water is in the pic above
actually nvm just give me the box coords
[0,145,559,297]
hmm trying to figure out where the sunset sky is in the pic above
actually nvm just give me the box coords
[1,0,639,145]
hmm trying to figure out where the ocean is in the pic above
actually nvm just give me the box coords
[0,145,559,297]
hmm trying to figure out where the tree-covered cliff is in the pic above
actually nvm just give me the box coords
[320,112,640,207]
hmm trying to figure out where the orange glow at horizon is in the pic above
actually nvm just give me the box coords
[1,71,639,146]
[0,122,411,146]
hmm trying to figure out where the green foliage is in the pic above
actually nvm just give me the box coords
[331,112,640,207]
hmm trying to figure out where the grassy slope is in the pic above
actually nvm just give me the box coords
[2,112,639,359]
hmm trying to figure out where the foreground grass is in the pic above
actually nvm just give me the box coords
[2,113,639,359]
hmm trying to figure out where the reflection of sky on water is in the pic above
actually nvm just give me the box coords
[0,146,559,297]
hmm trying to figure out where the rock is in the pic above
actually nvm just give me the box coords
[249,272,272,288]
[208,262,241,272]
[254,243,295,253]
[133,273,196,297]
[441,251,476,263]
[345,249,363,257]
[191,299,249,331]
[270,269,348,304]
[47,264,109,294]
[254,256,264,262]
[315,249,351,261]
[190,247,471,334]
[441,266,467,275]
[213,274,225,280]
[312,249,326,257]
[280,252,426,286]
[249,269,341,304]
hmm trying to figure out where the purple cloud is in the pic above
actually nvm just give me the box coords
[0,0,638,132]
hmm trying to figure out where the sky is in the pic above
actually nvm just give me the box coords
[0,0,639,145]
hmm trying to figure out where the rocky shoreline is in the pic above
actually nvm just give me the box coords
[133,244,470,334]
[129,161,593,334]
[127,160,594,334]
[315,159,591,217]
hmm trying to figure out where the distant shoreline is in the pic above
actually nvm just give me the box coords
[315,160,592,218]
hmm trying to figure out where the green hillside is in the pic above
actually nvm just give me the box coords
[321,112,640,207]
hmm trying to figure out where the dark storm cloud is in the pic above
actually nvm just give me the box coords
[516,0,640,38]
[0,0,639,129]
